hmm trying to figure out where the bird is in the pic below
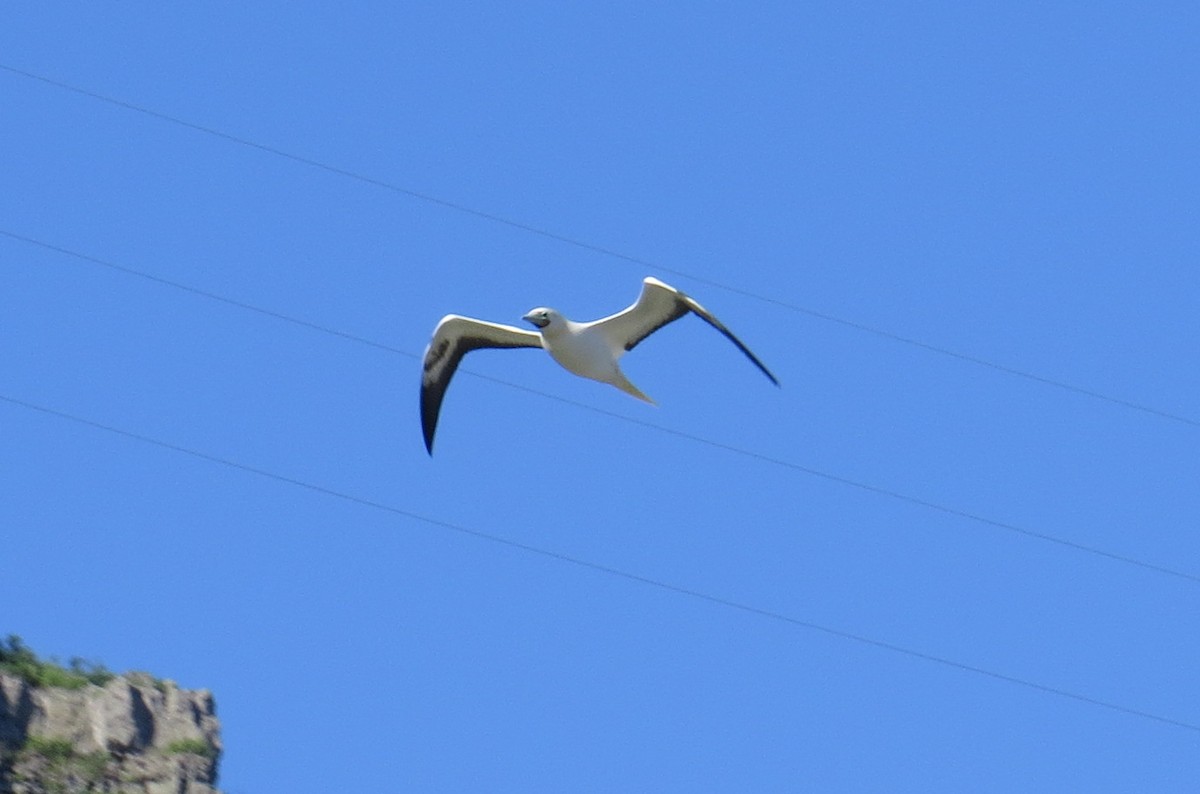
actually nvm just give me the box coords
[420,276,779,454]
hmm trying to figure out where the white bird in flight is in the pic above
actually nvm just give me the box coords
[420,276,779,454]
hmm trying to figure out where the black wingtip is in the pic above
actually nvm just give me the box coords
[421,381,440,456]
[421,404,436,456]
[724,329,780,388]
[677,291,779,389]
[753,360,781,388]
[759,357,781,387]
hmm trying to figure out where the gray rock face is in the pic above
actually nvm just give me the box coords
[0,673,220,794]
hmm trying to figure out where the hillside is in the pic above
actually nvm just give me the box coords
[0,638,220,794]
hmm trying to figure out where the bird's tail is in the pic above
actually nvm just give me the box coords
[612,370,656,405]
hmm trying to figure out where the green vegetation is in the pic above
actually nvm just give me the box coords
[17,736,112,792]
[21,736,75,761]
[164,738,216,758]
[126,669,170,692]
[74,750,110,780]
[0,635,114,689]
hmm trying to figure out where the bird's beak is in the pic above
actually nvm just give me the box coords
[522,312,545,329]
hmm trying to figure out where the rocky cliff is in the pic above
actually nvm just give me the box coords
[0,671,221,794]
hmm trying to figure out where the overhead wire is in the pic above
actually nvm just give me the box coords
[4,228,1197,586]
[2,62,1196,429]
[2,391,1197,735]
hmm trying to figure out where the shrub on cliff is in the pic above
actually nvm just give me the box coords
[0,635,114,689]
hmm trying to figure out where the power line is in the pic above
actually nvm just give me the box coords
[2,62,1195,430]
[2,390,1196,735]
[5,228,1198,586]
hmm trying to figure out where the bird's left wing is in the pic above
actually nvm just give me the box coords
[590,277,779,385]
[421,315,543,454]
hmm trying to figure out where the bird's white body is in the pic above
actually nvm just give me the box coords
[419,276,777,453]
[537,317,653,402]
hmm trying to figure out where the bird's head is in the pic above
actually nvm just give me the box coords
[521,307,563,331]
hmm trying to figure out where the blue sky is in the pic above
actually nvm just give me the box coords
[2,3,1197,791]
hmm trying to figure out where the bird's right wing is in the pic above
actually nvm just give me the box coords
[421,315,543,454]
[591,277,779,386]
